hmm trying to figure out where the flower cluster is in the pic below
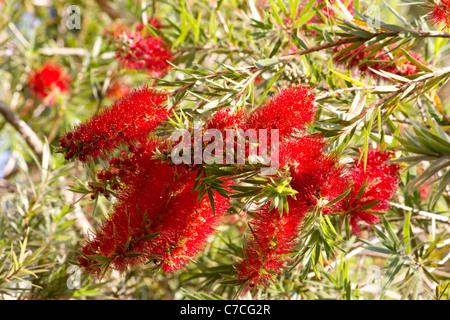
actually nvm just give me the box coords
[427,0,450,30]
[136,17,163,32]
[205,108,246,134]
[28,62,71,105]
[224,86,399,287]
[235,145,398,287]
[63,83,400,286]
[333,44,425,80]
[201,85,316,160]
[63,85,229,275]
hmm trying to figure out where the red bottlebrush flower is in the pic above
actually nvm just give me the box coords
[203,108,248,163]
[235,135,348,288]
[246,85,316,140]
[28,62,70,105]
[59,86,170,162]
[116,32,173,77]
[279,136,348,208]
[78,146,176,275]
[78,142,229,275]
[340,149,400,233]
[235,199,307,287]
[205,108,247,133]
[427,0,450,30]
[333,44,425,79]
[150,176,229,272]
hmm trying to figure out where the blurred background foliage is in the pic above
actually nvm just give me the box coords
[0,0,449,300]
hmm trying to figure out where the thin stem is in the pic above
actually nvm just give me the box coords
[0,99,43,158]
[389,201,450,223]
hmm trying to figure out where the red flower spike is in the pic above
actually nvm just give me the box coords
[77,140,170,273]
[78,141,229,275]
[116,32,173,77]
[235,199,307,287]
[246,86,316,140]
[279,136,348,208]
[150,176,229,272]
[78,152,176,273]
[341,149,401,233]
[427,0,450,30]
[235,135,347,288]
[59,86,169,162]
[205,108,247,134]
[28,62,70,105]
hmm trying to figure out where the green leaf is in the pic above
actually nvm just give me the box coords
[384,2,413,28]
[292,31,308,50]
[269,37,283,58]
[290,0,301,20]
[360,239,394,255]
[124,253,143,258]
[382,216,400,246]
[23,245,47,266]
[422,234,443,260]
[356,179,368,199]
[293,0,317,27]
[270,0,283,25]
[326,188,351,207]
[372,226,395,250]
[356,199,382,212]
[87,255,112,263]
[400,48,433,73]
[381,255,403,298]
[330,69,366,86]
[208,189,216,215]
[139,232,160,242]
[322,215,344,242]
[403,211,412,254]
[253,58,281,68]
[258,64,285,105]
[430,169,450,207]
